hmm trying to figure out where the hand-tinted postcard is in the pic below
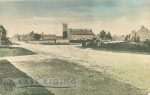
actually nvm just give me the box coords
[0,0,150,95]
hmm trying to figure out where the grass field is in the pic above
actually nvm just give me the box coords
[0,47,36,57]
[16,58,145,95]
[0,60,54,95]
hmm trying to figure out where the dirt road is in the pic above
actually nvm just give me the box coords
[4,42,150,94]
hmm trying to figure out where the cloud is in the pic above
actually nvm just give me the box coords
[0,0,149,21]
[0,0,149,36]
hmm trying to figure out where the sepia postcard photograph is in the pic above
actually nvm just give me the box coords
[0,0,150,95]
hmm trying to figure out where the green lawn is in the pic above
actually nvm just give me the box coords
[0,47,36,57]
[0,60,54,95]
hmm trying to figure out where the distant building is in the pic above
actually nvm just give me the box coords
[136,26,150,41]
[41,33,56,41]
[20,32,35,41]
[63,23,95,42]
[112,35,126,41]
[56,36,63,40]
[127,26,150,42]
[11,34,21,41]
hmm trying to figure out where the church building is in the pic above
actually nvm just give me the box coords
[63,23,95,42]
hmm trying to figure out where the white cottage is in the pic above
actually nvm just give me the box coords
[129,26,150,42]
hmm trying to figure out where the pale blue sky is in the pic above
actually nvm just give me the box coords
[0,0,149,36]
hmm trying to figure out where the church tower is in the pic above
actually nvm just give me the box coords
[63,23,68,39]
[63,23,68,31]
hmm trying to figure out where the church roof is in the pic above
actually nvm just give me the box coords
[70,29,94,35]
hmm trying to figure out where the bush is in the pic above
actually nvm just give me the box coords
[143,41,150,47]
[87,42,98,47]
[1,39,11,45]
[87,42,150,53]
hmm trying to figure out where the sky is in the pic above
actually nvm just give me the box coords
[0,0,149,37]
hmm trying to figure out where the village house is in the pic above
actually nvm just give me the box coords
[19,31,55,41]
[55,36,70,44]
[41,33,56,41]
[127,26,150,42]
[63,23,95,42]
[112,35,126,41]
[19,31,36,41]
[56,36,63,40]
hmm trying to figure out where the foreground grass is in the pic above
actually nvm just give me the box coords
[19,59,146,95]
[0,47,36,57]
[0,60,54,95]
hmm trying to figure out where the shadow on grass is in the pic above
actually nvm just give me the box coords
[0,60,54,95]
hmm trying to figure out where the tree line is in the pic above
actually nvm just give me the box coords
[99,30,112,40]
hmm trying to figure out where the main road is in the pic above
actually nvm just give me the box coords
[6,41,150,94]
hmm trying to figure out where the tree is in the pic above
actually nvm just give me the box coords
[0,25,7,40]
[0,25,10,45]
[136,36,140,42]
[100,30,112,40]
[125,35,130,42]
[99,30,106,40]
[134,33,140,42]
[106,32,112,40]
[34,33,41,40]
